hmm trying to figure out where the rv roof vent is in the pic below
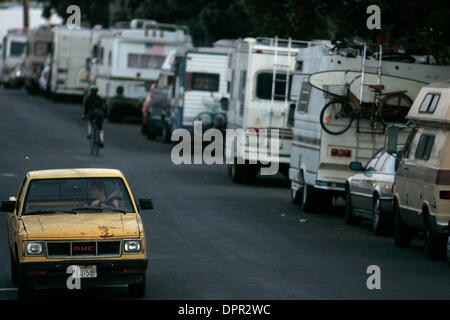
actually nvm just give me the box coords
[130,19,157,29]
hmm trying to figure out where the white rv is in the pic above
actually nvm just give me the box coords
[23,25,54,94]
[90,19,192,119]
[50,27,92,100]
[288,44,450,211]
[225,37,312,183]
[169,46,231,134]
[1,29,27,87]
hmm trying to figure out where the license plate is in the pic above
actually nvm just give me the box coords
[79,265,97,278]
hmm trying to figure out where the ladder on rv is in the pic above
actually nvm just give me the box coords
[269,36,293,128]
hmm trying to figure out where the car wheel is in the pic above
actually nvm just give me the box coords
[372,196,387,235]
[344,189,359,225]
[301,184,317,213]
[394,201,413,248]
[128,274,146,298]
[424,224,446,260]
[10,250,18,284]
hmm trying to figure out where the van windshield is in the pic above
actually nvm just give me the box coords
[22,178,135,215]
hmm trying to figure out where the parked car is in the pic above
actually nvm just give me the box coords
[1,168,154,298]
[344,145,404,234]
[391,80,450,260]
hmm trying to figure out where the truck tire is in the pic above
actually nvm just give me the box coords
[162,123,171,143]
[301,184,317,213]
[394,201,413,248]
[231,161,244,184]
[18,273,35,299]
[128,274,146,298]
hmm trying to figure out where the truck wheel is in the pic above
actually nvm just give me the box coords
[425,223,446,260]
[244,165,258,183]
[394,201,413,248]
[10,250,18,284]
[344,189,359,224]
[18,274,35,299]
[301,184,317,213]
[162,123,171,143]
[128,275,146,298]
[291,188,302,204]
[231,161,244,184]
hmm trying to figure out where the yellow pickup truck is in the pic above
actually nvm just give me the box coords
[1,168,153,298]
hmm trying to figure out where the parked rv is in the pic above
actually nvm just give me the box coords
[1,29,27,88]
[345,144,403,234]
[23,25,54,94]
[50,27,92,101]
[391,79,450,260]
[288,44,450,212]
[89,19,192,122]
[168,46,230,136]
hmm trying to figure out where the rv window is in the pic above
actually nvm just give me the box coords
[256,72,292,101]
[189,73,219,92]
[415,134,434,161]
[297,79,311,113]
[127,53,165,69]
[10,41,25,56]
[419,93,440,114]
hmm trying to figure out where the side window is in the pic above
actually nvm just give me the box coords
[403,129,417,159]
[419,93,440,114]
[255,72,292,101]
[374,152,389,171]
[415,134,435,160]
[366,150,383,171]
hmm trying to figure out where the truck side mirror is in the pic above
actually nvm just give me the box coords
[139,199,154,210]
[1,201,16,213]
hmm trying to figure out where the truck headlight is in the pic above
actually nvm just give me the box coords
[25,241,44,256]
[123,239,142,253]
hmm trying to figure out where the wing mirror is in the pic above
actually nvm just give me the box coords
[349,161,363,171]
[139,198,154,210]
[1,200,16,213]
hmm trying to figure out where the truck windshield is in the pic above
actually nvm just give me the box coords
[10,41,25,56]
[22,178,135,215]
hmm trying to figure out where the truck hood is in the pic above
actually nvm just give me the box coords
[21,213,140,239]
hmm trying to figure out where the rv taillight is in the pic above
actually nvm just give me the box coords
[331,148,351,157]
[440,191,450,200]
[255,49,263,54]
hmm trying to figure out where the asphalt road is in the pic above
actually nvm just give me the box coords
[0,88,449,300]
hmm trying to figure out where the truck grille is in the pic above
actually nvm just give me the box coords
[46,240,122,258]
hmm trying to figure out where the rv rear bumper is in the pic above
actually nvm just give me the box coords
[314,178,346,192]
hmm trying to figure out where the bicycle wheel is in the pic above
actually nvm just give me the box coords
[378,93,413,126]
[320,100,354,135]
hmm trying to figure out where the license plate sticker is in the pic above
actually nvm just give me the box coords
[78,265,97,278]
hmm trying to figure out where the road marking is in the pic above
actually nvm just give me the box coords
[0,173,17,177]
[0,288,17,291]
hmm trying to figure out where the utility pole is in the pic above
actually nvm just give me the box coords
[23,0,30,31]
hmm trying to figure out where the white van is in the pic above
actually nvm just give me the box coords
[226,37,312,182]
[1,29,27,87]
[50,27,92,100]
[289,45,450,211]
[392,79,450,260]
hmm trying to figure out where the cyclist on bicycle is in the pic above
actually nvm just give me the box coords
[83,85,105,147]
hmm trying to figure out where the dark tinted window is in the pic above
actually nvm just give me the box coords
[256,72,292,101]
[191,73,219,91]
[10,41,25,56]
[415,134,434,160]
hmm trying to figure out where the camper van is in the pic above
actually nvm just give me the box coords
[225,37,312,183]
[168,46,231,136]
[392,80,450,260]
[23,25,54,94]
[288,44,450,212]
[50,27,92,100]
[90,19,192,121]
[1,29,27,88]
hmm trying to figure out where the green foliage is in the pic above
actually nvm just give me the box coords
[36,0,449,63]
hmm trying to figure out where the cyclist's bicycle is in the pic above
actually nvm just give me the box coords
[90,117,101,156]
[320,71,413,135]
